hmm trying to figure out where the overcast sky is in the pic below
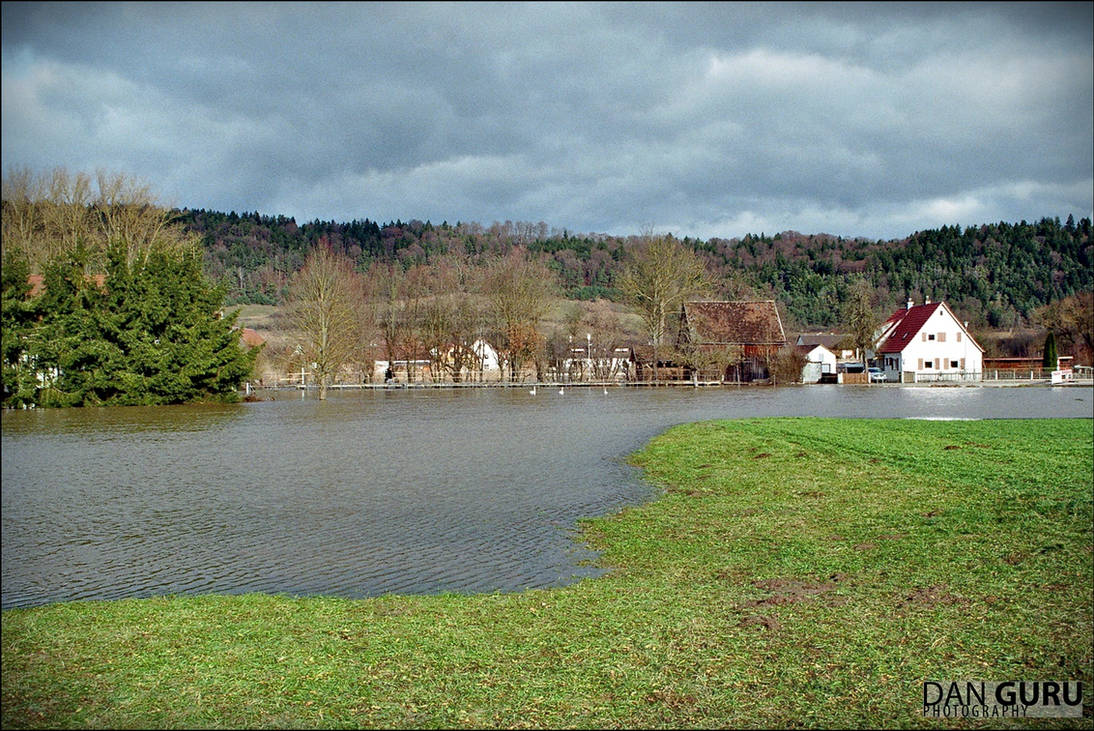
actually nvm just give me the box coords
[3,2,1091,240]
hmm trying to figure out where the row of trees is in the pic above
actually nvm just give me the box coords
[5,167,1091,405]
[179,205,1093,330]
[286,245,562,398]
[2,169,256,408]
[284,230,824,396]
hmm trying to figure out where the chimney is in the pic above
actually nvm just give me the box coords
[906,298,913,310]
[925,296,931,304]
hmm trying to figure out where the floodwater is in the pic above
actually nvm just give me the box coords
[2,384,1090,609]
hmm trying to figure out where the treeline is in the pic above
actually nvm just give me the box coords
[183,210,1092,328]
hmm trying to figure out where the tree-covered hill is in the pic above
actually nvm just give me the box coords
[179,210,1091,329]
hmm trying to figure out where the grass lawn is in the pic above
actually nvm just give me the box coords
[2,418,1091,728]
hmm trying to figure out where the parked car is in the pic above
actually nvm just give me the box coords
[868,367,886,383]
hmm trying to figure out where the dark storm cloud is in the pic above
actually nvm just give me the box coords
[2,1,1091,239]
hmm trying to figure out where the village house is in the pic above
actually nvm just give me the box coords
[874,298,983,382]
[562,336,632,382]
[795,333,854,362]
[375,338,501,383]
[673,300,788,382]
[797,343,837,383]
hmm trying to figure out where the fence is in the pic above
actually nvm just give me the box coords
[907,371,983,384]
[984,368,1052,381]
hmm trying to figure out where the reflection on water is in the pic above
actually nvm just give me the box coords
[2,385,1090,608]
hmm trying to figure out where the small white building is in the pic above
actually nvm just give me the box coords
[874,299,983,382]
[471,339,500,373]
[798,343,837,383]
[795,333,854,361]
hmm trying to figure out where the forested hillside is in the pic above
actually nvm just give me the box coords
[180,210,1092,329]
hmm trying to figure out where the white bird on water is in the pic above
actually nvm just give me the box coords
[603,386,608,395]
[558,386,565,395]
[529,385,536,395]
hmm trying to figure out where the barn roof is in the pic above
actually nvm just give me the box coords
[680,301,787,345]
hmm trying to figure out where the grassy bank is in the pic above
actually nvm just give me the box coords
[3,418,1091,728]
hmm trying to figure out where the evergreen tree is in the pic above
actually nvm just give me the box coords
[23,243,256,407]
[1,248,40,407]
[1043,331,1058,370]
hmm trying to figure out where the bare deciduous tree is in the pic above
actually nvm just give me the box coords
[842,276,880,364]
[618,233,711,380]
[288,244,363,400]
[2,167,197,272]
[483,248,556,382]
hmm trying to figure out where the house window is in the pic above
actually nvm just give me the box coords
[938,332,946,342]
[927,333,935,341]
[950,360,959,368]
[923,359,932,369]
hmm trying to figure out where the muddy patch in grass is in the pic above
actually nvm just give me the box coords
[743,574,847,607]
[740,614,782,631]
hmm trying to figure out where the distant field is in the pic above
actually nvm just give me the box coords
[4,418,1090,728]
[224,303,281,330]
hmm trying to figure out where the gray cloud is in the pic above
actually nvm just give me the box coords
[3,1,1091,240]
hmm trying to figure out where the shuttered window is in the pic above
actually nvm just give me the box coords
[938,332,946,342]
[956,332,962,342]
[918,358,924,369]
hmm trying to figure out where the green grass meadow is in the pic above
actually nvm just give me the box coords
[3,418,1092,728]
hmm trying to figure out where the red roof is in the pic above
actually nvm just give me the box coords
[27,274,45,297]
[240,328,265,348]
[877,301,982,354]
[877,302,942,354]
[25,273,106,297]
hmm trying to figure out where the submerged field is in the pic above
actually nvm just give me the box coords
[3,418,1091,728]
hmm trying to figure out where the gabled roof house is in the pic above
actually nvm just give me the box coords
[797,343,837,383]
[874,299,983,382]
[795,333,854,361]
[676,300,787,381]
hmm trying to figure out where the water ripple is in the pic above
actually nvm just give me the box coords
[3,386,1090,608]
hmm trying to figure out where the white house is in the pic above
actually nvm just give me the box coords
[874,299,983,382]
[471,339,500,373]
[795,333,854,361]
[798,343,837,383]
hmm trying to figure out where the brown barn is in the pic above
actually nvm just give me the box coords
[676,300,788,382]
